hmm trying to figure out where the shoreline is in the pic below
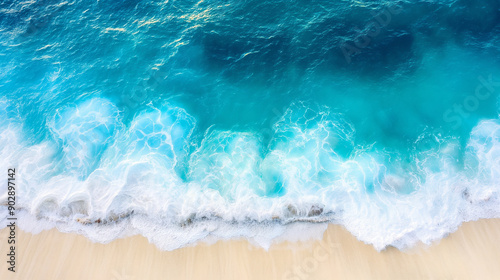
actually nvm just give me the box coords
[1,219,500,280]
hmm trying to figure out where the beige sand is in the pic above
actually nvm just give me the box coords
[1,219,500,280]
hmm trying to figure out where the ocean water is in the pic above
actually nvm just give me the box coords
[1,0,500,251]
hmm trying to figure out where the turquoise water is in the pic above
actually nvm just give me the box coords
[1,0,500,250]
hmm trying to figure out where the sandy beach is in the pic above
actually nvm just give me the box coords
[1,219,500,280]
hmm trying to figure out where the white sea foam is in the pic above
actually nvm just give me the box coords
[1,97,500,251]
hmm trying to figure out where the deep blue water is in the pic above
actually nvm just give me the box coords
[1,0,500,250]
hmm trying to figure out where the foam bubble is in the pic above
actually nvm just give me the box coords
[189,130,267,198]
[49,98,121,178]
